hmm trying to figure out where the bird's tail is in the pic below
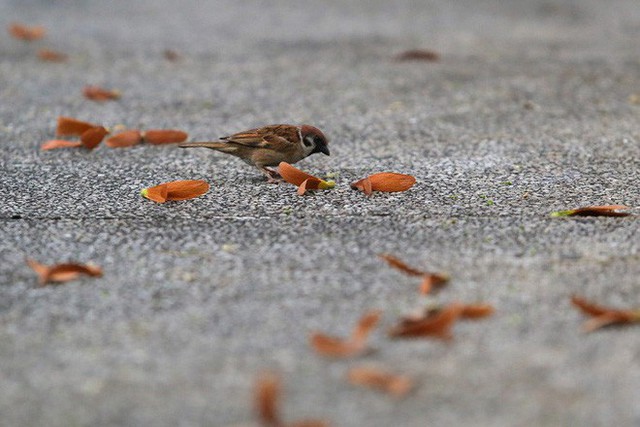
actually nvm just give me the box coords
[179,141,228,150]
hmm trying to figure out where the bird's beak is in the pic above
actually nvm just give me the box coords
[313,143,330,156]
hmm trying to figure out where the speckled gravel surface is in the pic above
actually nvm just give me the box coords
[2,1,640,426]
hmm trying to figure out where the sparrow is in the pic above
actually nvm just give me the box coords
[179,124,330,182]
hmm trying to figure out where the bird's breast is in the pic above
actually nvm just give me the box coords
[251,145,304,167]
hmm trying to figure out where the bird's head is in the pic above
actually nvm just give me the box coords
[300,125,330,157]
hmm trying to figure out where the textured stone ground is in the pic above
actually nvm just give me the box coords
[1,0,640,426]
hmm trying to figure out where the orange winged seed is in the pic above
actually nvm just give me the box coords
[279,162,335,192]
[279,162,318,186]
[351,173,415,194]
[551,205,631,217]
[37,49,67,62]
[287,421,330,427]
[141,184,169,203]
[163,49,180,61]
[310,334,361,358]
[105,130,143,148]
[143,130,188,144]
[571,295,640,332]
[352,310,382,342]
[571,296,611,317]
[310,310,381,358]
[297,178,325,195]
[379,254,425,276]
[9,23,45,41]
[83,86,121,101]
[350,176,372,195]
[297,179,311,196]
[570,205,630,217]
[389,304,464,340]
[255,372,281,426]
[165,180,210,200]
[41,140,83,150]
[368,172,416,192]
[80,126,109,149]
[141,180,209,203]
[419,273,450,295]
[347,366,414,397]
[395,49,440,62]
[460,303,495,319]
[56,116,97,136]
[27,259,102,286]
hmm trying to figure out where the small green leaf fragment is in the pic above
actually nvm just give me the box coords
[550,210,575,217]
[319,180,335,189]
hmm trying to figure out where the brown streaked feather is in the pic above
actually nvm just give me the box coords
[221,125,300,150]
[179,124,307,168]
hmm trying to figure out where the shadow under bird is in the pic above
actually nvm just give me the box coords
[179,124,330,182]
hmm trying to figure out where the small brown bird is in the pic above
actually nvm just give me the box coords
[179,124,330,182]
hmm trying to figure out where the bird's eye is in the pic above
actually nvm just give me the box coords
[303,136,314,147]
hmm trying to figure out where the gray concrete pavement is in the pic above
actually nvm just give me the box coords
[1,0,640,426]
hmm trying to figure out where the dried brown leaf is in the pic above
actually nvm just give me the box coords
[571,295,640,332]
[27,259,102,286]
[80,126,109,149]
[9,23,45,41]
[347,366,414,397]
[41,140,83,150]
[143,129,189,144]
[83,85,121,101]
[351,172,415,194]
[395,49,440,62]
[310,310,381,358]
[37,49,67,62]
[105,130,143,148]
[141,180,210,203]
[56,116,97,136]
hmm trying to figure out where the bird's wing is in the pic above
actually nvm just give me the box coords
[221,125,298,150]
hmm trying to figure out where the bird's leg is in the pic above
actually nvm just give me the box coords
[259,166,283,184]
